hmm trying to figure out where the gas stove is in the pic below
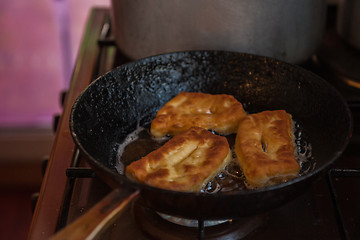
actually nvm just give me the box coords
[28,7,360,240]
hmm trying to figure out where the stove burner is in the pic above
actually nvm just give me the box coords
[157,213,229,228]
[133,202,266,240]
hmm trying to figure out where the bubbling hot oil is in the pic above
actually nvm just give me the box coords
[294,122,314,176]
[116,123,314,193]
[201,134,249,193]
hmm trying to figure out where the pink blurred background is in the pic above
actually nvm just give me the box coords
[0,0,109,128]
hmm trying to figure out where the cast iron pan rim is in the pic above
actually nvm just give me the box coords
[69,50,352,198]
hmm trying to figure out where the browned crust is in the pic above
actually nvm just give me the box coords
[126,127,232,192]
[235,110,300,188]
[150,92,246,138]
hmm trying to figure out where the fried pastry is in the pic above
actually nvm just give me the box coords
[126,127,232,192]
[150,92,246,138]
[235,110,300,188]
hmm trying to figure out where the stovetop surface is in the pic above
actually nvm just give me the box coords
[29,7,360,240]
[64,7,360,239]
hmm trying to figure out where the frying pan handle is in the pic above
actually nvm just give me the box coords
[50,189,140,240]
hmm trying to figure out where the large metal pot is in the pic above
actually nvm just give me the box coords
[110,0,327,64]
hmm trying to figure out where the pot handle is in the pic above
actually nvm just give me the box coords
[50,188,140,240]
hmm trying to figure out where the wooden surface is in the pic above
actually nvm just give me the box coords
[28,8,109,240]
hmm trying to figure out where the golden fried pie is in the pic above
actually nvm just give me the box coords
[150,92,246,138]
[235,110,300,188]
[126,127,232,192]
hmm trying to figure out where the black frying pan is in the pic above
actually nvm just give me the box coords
[57,51,351,238]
